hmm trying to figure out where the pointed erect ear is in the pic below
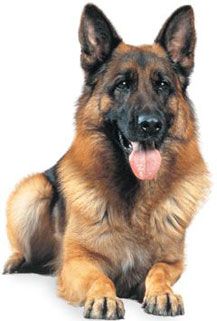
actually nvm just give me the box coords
[79,4,122,73]
[155,6,196,88]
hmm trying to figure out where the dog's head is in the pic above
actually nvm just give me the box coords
[77,4,196,181]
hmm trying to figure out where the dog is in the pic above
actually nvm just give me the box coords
[4,4,209,319]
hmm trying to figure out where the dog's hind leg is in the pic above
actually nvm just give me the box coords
[3,173,58,274]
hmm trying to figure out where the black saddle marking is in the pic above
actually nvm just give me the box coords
[44,165,60,210]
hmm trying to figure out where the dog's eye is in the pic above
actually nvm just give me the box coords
[154,79,171,94]
[116,80,131,91]
[156,80,169,90]
[159,81,168,89]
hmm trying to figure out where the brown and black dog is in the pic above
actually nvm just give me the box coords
[4,4,209,319]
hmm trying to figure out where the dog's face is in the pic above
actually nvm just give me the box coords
[77,5,196,180]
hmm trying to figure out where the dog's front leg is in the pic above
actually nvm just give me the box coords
[57,255,125,320]
[143,261,184,316]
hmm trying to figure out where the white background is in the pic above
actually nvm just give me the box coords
[0,0,216,320]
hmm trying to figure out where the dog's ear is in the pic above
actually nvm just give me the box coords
[155,6,196,88]
[79,4,122,74]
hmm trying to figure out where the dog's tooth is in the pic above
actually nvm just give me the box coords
[131,142,141,152]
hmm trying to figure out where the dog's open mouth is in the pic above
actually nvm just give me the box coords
[118,131,133,153]
[118,130,162,180]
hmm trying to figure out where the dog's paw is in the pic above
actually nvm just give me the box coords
[84,297,125,320]
[3,254,25,274]
[143,293,184,316]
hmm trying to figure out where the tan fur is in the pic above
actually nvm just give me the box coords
[4,4,210,319]
[5,46,210,317]
[5,174,59,272]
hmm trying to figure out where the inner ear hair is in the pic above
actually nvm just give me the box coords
[155,6,196,88]
[79,4,122,74]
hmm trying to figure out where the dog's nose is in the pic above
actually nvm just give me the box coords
[138,113,163,137]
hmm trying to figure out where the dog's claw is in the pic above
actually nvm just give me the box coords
[84,297,125,320]
[143,293,184,316]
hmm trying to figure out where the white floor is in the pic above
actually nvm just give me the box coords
[0,273,205,321]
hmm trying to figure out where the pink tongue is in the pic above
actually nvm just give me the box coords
[129,143,162,180]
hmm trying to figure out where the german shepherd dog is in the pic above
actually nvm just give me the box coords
[4,4,209,319]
